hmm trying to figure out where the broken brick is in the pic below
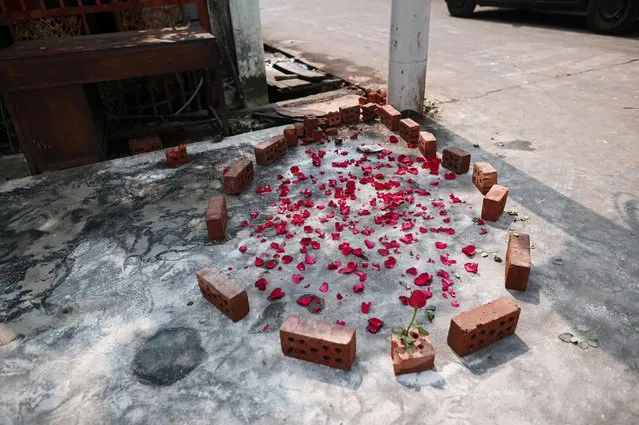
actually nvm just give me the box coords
[340,104,360,124]
[418,131,437,157]
[284,127,298,147]
[442,147,471,174]
[481,184,509,222]
[399,118,420,144]
[224,159,254,195]
[447,296,520,356]
[391,329,435,375]
[280,315,356,370]
[473,162,498,194]
[294,122,305,137]
[360,103,378,122]
[254,136,287,165]
[304,115,319,132]
[318,117,329,130]
[165,144,189,166]
[309,128,324,142]
[129,135,162,155]
[379,105,401,131]
[505,233,531,291]
[206,194,227,240]
[196,268,249,322]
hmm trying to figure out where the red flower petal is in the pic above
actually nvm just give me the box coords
[266,260,277,269]
[353,270,367,282]
[364,240,375,249]
[462,245,476,256]
[311,241,321,250]
[328,261,342,270]
[438,269,449,278]
[414,272,433,286]
[435,241,448,249]
[352,282,365,293]
[419,226,428,233]
[336,292,343,300]
[239,245,247,253]
[451,300,460,308]
[389,135,398,143]
[405,267,418,275]
[282,255,293,264]
[480,228,488,235]
[297,295,314,306]
[444,172,456,180]
[399,295,409,305]
[254,257,264,267]
[255,278,268,291]
[440,254,457,266]
[384,256,397,269]
[476,218,485,225]
[336,320,346,326]
[296,262,305,271]
[292,274,304,284]
[267,288,285,300]
[319,282,329,293]
[305,253,316,265]
[378,248,390,256]
[464,262,478,274]
[367,317,383,333]
[361,301,372,314]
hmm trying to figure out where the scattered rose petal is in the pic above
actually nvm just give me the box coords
[319,282,329,292]
[296,262,305,271]
[267,288,284,300]
[451,300,460,308]
[239,245,247,253]
[441,254,457,266]
[255,257,264,267]
[353,282,365,293]
[405,267,418,275]
[297,295,315,306]
[282,255,293,264]
[364,240,375,249]
[464,262,478,274]
[305,253,316,265]
[367,317,384,333]
[444,172,456,180]
[384,256,397,269]
[292,274,304,284]
[462,245,476,256]
[337,292,343,300]
[435,241,448,249]
[480,228,488,235]
[336,320,346,326]
[414,272,433,286]
[255,278,268,291]
[361,301,372,314]
[399,295,409,305]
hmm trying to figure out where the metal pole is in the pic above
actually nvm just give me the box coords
[388,0,432,113]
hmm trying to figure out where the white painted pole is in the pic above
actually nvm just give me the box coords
[388,0,432,113]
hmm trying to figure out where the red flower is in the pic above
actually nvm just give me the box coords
[367,317,384,333]
[267,288,285,300]
[435,241,448,249]
[408,290,429,308]
[405,267,418,275]
[319,282,329,292]
[464,262,478,274]
[255,278,268,291]
[352,282,365,293]
[239,245,247,253]
[462,245,476,256]
[384,256,397,269]
[361,301,372,314]
[292,274,304,284]
[414,272,433,286]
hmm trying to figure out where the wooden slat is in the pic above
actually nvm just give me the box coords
[273,61,326,81]
[266,68,309,91]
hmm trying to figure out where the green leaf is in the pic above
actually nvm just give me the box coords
[577,340,590,350]
[587,338,598,348]
[425,305,436,323]
[558,332,573,343]
[575,324,590,333]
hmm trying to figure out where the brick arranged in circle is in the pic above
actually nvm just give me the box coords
[447,296,520,356]
[418,131,437,157]
[196,268,249,322]
[505,232,531,291]
[304,115,319,132]
[482,184,509,222]
[399,118,420,144]
[280,315,356,370]
[283,127,298,147]
[379,104,401,131]
[326,111,342,127]
[442,147,471,174]
[206,194,227,241]
[254,136,287,165]
[473,162,498,194]
[360,103,378,122]
[224,159,254,195]
[165,144,189,166]
[339,104,361,124]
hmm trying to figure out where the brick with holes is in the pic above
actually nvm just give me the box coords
[360,103,378,122]
[224,159,254,195]
[473,162,498,194]
[129,135,162,155]
[326,111,342,127]
[339,104,360,124]
[418,131,437,157]
[283,127,298,147]
[196,268,249,322]
[280,315,356,370]
[309,128,324,142]
[254,136,286,165]
[294,122,305,137]
[399,118,420,144]
[482,184,509,222]
[304,115,319,132]
[379,105,401,131]
[165,144,189,166]
[447,296,520,356]
[505,233,531,291]
[206,194,227,240]
[442,146,471,174]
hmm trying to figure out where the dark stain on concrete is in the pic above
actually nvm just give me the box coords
[496,140,535,151]
[250,301,286,333]
[132,327,205,386]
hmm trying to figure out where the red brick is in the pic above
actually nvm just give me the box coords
[391,329,435,375]
[318,117,329,130]
[360,103,378,121]
[206,195,227,240]
[447,296,520,356]
[129,135,162,155]
[399,118,420,144]
[165,144,189,166]
[304,115,319,132]
[196,268,249,322]
[326,111,342,127]
[473,162,498,194]
[254,136,286,165]
[294,122,305,137]
[379,105,401,131]
[339,104,360,124]
[481,184,509,222]
[442,147,471,174]
[224,159,254,195]
[309,128,324,142]
[418,131,437,157]
[283,127,298,147]
[505,233,531,291]
[280,315,356,370]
